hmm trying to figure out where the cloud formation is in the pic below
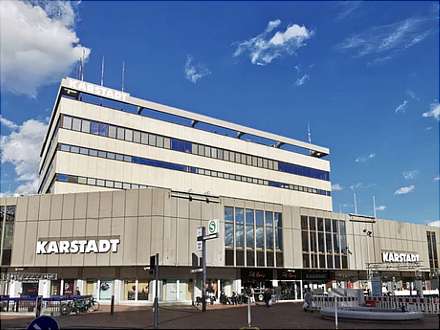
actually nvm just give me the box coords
[336,17,433,63]
[335,1,362,20]
[295,74,310,87]
[0,117,48,194]
[402,170,419,180]
[375,205,386,211]
[422,102,440,120]
[394,100,408,113]
[434,175,440,182]
[394,185,415,195]
[331,183,343,191]
[233,19,314,65]
[355,153,376,163]
[184,56,211,84]
[0,0,90,97]
[0,115,19,130]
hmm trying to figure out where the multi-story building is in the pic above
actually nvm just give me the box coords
[0,78,438,304]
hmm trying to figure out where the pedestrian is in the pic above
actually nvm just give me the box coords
[75,286,81,296]
[264,288,272,308]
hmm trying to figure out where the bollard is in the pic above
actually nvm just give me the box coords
[35,296,42,318]
[334,296,338,330]
[110,295,115,315]
[247,295,251,328]
[15,299,19,312]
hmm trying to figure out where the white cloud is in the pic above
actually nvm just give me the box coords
[422,102,440,120]
[331,183,343,191]
[233,19,314,66]
[335,1,362,20]
[402,170,419,180]
[0,0,90,97]
[184,56,211,84]
[428,220,440,228]
[349,182,376,190]
[434,175,440,181]
[0,117,48,194]
[394,100,408,113]
[0,115,18,130]
[375,205,387,211]
[355,153,376,163]
[295,74,309,86]
[394,185,415,195]
[336,17,433,63]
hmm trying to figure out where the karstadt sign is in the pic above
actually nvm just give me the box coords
[36,239,120,254]
[65,78,129,102]
[382,251,420,263]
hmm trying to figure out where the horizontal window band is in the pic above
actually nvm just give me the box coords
[59,114,330,182]
[57,142,331,197]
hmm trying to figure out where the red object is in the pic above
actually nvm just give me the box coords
[365,299,377,307]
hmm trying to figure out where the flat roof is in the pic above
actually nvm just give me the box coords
[40,77,330,157]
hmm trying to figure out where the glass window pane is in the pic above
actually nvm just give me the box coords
[302,231,309,251]
[245,209,254,226]
[236,224,244,248]
[148,134,156,146]
[123,281,137,300]
[108,125,116,138]
[246,224,254,249]
[81,120,90,133]
[141,132,148,144]
[326,233,332,253]
[318,232,325,252]
[71,146,79,153]
[325,219,332,232]
[211,148,217,159]
[310,231,317,252]
[266,225,273,250]
[317,218,324,231]
[72,118,81,131]
[99,123,108,136]
[156,136,164,148]
[276,227,283,250]
[235,208,244,225]
[255,210,264,226]
[225,223,233,247]
[224,207,234,222]
[138,282,149,300]
[256,226,264,248]
[125,129,133,142]
[301,216,308,230]
[79,147,88,155]
[117,127,125,140]
[133,131,141,143]
[90,122,99,135]
[163,137,171,149]
[87,178,96,185]
[257,158,263,167]
[309,217,316,231]
[62,116,72,129]
[303,254,310,268]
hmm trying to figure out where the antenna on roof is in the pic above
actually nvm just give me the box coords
[307,122,312,144]
[353,191,358,214]
[373,195,377,218]
[80,49,85,81]
[100,56,105,86]
[121,61,126,92]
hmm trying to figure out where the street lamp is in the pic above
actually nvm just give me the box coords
[363,229,373,282]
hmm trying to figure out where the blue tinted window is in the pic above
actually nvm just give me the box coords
[98,123,108,136]
[90,122,99,135]
[171,139,192,153]
[57,174,68,182]
[278,161,329,182]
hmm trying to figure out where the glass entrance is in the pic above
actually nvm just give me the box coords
[277,280,302,300]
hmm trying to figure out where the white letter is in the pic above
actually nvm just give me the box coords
[47,241,59,254]
[98,240,111,253]
[58,241,70,254]
[109,239,120,253]
[70,240,79,253]
[382,252,389,262]
[78,240,87,253]
[85,240,98,253]
[36,241,48,254]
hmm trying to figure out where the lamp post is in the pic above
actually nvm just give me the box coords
[363,229,373,290]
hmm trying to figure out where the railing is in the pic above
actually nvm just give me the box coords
[366,296,440,314]
[312,295,440,315]
[0,295,94,315]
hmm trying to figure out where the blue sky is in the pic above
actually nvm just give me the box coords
[0,1,439,224]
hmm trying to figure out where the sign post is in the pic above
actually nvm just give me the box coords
[150,254,159,329]
[195,220,219,312]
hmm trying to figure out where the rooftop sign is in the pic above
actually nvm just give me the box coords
[382,251,420,263]
[65,78,129,102]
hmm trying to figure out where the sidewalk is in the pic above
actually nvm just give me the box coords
[1,302,438,329]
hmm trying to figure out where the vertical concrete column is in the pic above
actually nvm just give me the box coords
[176,280,180,301]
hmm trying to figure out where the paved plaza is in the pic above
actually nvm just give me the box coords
[1,302,439,329]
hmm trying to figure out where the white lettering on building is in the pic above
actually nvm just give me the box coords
[382,251,420,263]
[66,78,129,102]
[36,239,120,254]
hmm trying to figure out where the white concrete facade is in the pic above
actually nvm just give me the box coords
[38,77,332,211]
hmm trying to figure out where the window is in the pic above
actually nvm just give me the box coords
[108,152,116,160]
[60,144,70,152]
[133,131,141,143]
[265,211,274,250]
[156,136,164,148]
[235,208,244,248]
[72,118,81,131]
[109,125,117,138]
[141,133,148,144]
[71,146,79,153]
[79,147,88,155]
[98,123,108,136]
[125,129,133,142]
[117,127,125,140]
[256,210,264,249]
[89,149,98,157]
[245,209,254,250]
[62,116,72,129]
[87,178,96,185]
[81,120,90,133]
[148,134,156,146]
[163,137,171,149]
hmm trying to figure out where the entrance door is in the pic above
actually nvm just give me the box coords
[22,282,38,296]
[277,281,302,301]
